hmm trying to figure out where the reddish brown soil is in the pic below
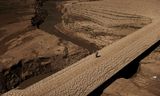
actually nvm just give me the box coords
[0,0,159,95]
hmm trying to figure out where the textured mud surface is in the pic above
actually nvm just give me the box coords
[0,0,159,95]
[101,45,160,96]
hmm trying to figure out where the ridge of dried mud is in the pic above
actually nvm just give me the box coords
[101,45,160,96]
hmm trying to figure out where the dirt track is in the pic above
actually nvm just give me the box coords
[0,0,160,95]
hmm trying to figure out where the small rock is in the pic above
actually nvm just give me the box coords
[153,76,157,79]
[96,51,101,58]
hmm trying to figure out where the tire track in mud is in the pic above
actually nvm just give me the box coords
[55,25,99,53]
[40,0,99,53]
[38,0,150,53]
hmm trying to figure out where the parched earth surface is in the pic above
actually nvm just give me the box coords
[101,46,160,96]
[0,0,160,95]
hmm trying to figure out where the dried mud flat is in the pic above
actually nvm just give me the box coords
[101,46,160,96]
[0,0,160,95]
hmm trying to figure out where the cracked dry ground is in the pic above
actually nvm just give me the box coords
[0,0,160,95]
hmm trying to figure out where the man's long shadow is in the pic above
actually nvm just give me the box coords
[88,40,160,96]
